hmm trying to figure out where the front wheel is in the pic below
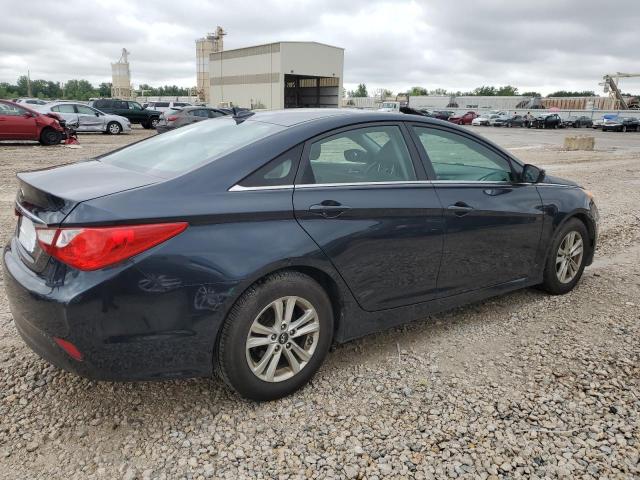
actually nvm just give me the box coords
[540,218,589,295]
[107,121,122,135]
[39,127,62,145]
[216,271,333,400]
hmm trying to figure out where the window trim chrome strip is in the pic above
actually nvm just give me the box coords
[228,184,294,192]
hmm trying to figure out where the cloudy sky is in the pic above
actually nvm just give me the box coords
[2,0,639,95]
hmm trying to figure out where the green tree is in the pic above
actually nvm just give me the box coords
[98,82,112,97]
[381,88,393,98]
[408,86,428,96]
[473,86,497,96]
[63,79,98,101]
[521,91,542,97]
[348,83,368,97]
[429,88,448,95]
[547,90,596,97]
[496,85,519,96]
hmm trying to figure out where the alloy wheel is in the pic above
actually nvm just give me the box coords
[555,231,584,284]
[109,123,121,134]
[245,296,320,382]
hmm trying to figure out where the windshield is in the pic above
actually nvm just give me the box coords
[381,103,397,109]
[99,117,285,177]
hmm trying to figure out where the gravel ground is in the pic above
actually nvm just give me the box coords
[0,127,639,479]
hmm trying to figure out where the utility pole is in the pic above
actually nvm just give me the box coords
[27,70,32,97]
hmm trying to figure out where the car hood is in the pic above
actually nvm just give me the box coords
[543,173,579,186]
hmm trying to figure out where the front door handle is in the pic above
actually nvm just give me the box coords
[309,202,351,218]
[447,201,474,217]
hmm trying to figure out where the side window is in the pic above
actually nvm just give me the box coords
[299,125,416,185]
[208,110,224,118]
[128,102,143,111]
[0,103,25,116]
[54,104,76,113]
[117,101,129,109]
[193,109,209,118]
[76,105,97,115]
[412,127,513,182]
[238,145,302,188]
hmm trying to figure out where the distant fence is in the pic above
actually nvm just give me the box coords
[135,96,200,104]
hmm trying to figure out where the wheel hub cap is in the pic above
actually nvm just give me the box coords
[245,296,320,383]
[555,231,584,284]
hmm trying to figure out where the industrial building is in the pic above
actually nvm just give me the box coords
[208,41,344,110]
[196,27,225,103]
[111,48,132,99]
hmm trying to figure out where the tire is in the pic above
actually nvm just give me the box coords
[216,271,334,401]
[39,127,62,145]
[622,125,627,132]
[150,117,159,129]
[142,121,151,129]
[540,218,590,295]
[106,121,122,135]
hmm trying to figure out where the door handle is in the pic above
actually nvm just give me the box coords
[447,201,474,217]
[309,202,351,218]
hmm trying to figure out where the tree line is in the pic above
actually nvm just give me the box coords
[347,83,610,99]
[0,76,193,101]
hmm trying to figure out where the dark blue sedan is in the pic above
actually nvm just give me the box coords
[3,109,598,400]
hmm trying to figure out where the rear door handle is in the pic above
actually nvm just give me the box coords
[309,202,351,218]
[447,201,474,217]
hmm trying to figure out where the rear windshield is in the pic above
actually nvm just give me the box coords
[99,118,285,177]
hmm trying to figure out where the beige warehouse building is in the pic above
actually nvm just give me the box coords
[209,41,344,110]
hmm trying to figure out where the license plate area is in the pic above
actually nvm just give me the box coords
[18,216,37,254]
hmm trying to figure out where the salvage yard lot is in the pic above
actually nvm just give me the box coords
[1,126,639,479]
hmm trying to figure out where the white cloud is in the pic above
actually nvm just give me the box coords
[1,0,639,94]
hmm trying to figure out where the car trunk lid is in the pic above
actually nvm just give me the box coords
[14,160,162,272]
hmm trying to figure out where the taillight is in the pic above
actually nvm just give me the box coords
[36,222,188,271]
[53,337,83,361]
[167,115,178,121]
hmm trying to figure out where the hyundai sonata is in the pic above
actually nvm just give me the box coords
[3,109,598,400]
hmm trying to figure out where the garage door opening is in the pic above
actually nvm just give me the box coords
[284,75,340,108]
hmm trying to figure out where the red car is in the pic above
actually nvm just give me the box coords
[0,100,65,145]
[448,111,478,125]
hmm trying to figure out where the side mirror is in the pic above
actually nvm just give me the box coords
[522,164,545,183]
[343,149,367,163]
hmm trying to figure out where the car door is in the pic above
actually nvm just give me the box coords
[51,104,80,129]
[0,103,37,139]
[127,101,146,122]
[75,104,105,131]
[292,123,445,311]
[409,124,544,296]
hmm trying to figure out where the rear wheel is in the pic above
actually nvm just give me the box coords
[150,117,159,129]
[622,125,627,132]
[39,127,62,145]
[106,121,122,135]
[540,218,589,295]
[216,271,334,400]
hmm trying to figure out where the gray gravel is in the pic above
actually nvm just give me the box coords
[1,127,639,479]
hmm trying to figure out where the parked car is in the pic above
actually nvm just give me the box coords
[601,117,640,132]
[531,113,563,129]
[429,110,454,120]
[448,111,477,125]
[156,106,229,133]
[378,101,401,112]
[563,115,593,128]
[88,99,161,129]
[592,118,606,129]
[0,100,65,145]
[491,114,525,127]
[472,114,498,126]
[15,98,49,106]
[146,101,193,114]
[489,114,510,126]
[4,109,599,400]
[37,102,131,135]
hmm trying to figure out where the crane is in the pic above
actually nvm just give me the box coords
[600,72,640,109]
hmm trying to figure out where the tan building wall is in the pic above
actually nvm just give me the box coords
[209,42,344,110]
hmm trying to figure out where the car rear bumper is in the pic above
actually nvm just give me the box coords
[155,125,175,134]
[2,238,230,381]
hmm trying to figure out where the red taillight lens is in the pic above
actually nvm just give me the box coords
[36,222,188,271]
[53,337,83,361]
[167,115,178,121]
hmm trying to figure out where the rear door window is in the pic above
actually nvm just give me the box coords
[238,145,302,188]
[52,104,76,113]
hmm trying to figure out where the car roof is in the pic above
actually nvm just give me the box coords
[0,99,39,113]
[244,108,460,127]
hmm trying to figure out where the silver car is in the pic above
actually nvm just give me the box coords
[37,102,131,134]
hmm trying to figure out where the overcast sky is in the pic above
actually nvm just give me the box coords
[2,0,639,95]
